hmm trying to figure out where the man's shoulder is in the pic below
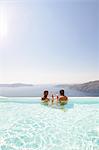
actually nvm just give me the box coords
[59,96,68,100]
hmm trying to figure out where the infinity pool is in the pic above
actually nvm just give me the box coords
[0,97,99,150]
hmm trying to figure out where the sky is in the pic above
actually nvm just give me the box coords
[0,0,99,84]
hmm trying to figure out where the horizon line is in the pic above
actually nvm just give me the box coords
[0,80,98,85]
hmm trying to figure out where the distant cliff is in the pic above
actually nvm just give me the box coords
[69,80,99,96]
[0,80,99,97]
[0,83,33,87]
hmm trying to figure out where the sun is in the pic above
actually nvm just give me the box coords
[0,8,8,39]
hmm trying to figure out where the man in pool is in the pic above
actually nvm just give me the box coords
[59,89,68,105]
[41,90,50,102]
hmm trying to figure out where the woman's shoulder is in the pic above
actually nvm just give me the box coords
[41,97,49,101]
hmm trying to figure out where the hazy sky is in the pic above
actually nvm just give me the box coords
[0,0,99,84]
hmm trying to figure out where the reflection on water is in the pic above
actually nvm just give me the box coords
[0,97,99,150]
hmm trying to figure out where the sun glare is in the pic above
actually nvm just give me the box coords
[0,7,8,39]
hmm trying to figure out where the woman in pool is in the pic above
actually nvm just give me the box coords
[59,89,68,105]
[41,90,50,102]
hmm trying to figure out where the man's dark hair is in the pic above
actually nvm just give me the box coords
[60,89,64,96]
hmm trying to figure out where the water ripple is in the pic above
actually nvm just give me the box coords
[0,103,99,150]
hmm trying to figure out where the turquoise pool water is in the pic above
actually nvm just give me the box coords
[0,97,99,150]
